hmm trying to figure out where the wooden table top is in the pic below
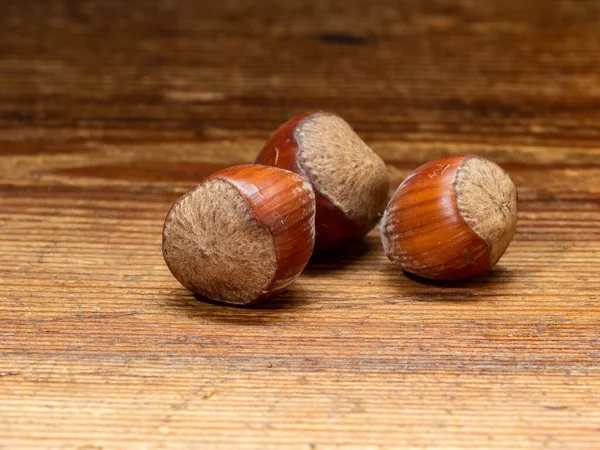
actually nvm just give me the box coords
[1,1,599,448]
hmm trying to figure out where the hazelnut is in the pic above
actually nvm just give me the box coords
[381,155,517,280]
[162,165,315,305]
[256,111,390,250]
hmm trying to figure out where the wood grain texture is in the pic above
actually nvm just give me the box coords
[1,0,599,449]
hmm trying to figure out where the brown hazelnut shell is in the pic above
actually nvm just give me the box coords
[256,112,389,251]
[381,155,518,281]
[162,164,315,305]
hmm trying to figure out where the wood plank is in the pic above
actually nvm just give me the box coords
[1,0,599,448]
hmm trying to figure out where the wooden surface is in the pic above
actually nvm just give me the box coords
[1,0,599,448]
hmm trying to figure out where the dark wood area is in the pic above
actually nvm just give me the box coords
[1,0,599,448]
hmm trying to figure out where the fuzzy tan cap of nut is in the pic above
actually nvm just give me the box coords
[295,113,390,229]
[162,179,277,305]
[455,156,518,265]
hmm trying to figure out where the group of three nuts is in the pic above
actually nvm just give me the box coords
[163,111,518,306]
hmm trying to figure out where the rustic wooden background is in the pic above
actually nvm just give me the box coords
[1,0,599,448]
